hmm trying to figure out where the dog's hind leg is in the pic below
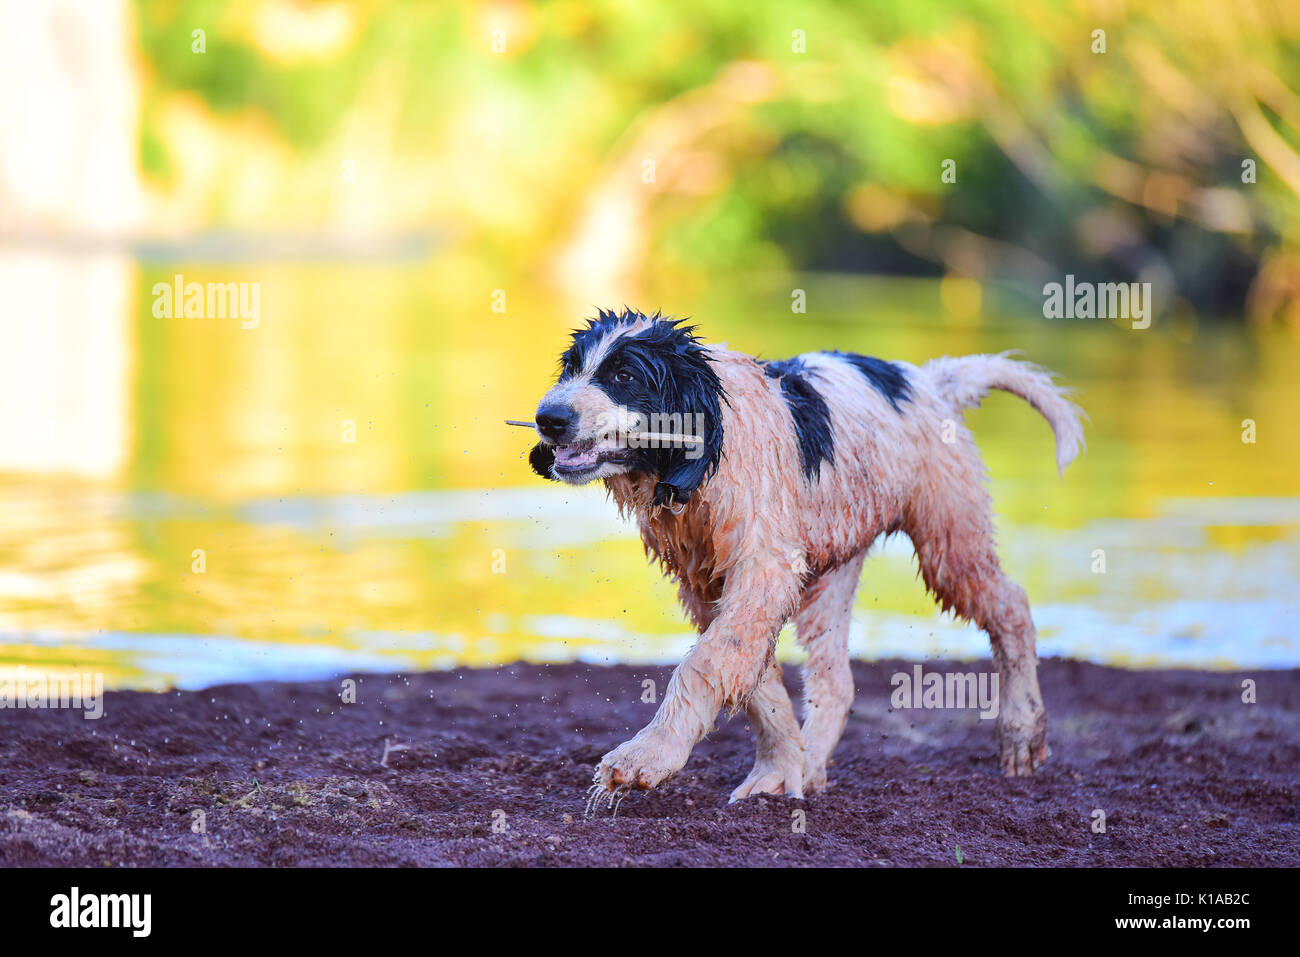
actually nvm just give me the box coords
[728,660,805,802]
[979,573,1048,776]
[908,488,1048,777]
[795,552,865,793]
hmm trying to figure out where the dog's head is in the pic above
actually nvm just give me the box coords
[529,309,725,507]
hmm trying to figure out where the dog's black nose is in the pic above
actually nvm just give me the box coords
[535,404,576,442]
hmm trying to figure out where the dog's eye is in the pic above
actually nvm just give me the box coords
[613,369,635,385]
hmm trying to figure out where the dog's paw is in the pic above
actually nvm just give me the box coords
[729,756,805,803]
[801,763,829,795]
[998,711,1049,777]
[593,729,689,794]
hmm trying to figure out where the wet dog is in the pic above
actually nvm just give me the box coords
[527,308,1084,802]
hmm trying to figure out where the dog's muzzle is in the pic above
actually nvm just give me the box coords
[535,403,575,443]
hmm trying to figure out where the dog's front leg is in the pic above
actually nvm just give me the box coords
[595,558,802,795]
[728,660,805,802]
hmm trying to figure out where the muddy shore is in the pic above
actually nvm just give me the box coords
[1,659,1295,867]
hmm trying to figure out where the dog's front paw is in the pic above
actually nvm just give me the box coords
[729,755,804,803]
[801,762,829,795]
[998,708,1049,777]
[594,728,690,794]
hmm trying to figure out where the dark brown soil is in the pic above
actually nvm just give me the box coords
[0,659,1295,867]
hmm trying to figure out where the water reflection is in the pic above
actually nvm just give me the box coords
[0,266,1296,688]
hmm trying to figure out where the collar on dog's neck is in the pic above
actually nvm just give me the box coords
[606,473,692,519]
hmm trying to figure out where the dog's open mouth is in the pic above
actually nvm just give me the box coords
[552,439,630,474]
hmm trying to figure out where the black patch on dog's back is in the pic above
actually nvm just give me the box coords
[763,358,834,479]
[827,351,912,413]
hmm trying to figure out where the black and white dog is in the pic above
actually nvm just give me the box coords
[526,308,1082,802]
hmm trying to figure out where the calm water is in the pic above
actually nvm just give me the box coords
[1,262,1297,689]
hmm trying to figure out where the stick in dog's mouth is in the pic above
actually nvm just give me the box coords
[504,418,704,447]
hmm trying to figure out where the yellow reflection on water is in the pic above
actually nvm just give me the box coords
[0,267,1296,688]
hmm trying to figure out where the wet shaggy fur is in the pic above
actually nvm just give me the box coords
[526,308,1085,803]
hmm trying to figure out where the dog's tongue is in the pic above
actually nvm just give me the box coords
[555,445,599,469]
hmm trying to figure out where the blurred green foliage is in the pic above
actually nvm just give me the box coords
[136,0,1300,320]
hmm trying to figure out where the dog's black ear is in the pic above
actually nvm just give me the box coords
[529,442,557,480]
[650,341,725,507]
[653,419,722,506]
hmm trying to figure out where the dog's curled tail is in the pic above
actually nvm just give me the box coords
[923,352,1086,475]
